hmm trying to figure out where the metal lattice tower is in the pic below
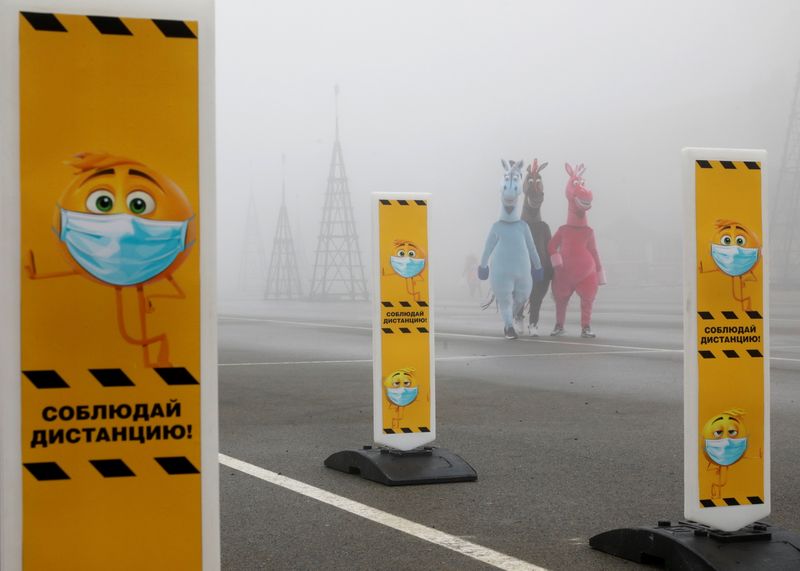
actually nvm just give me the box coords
[772,64,800,285]
[308,85,369,300]
[265,156,304,299]
[237,189,268,297]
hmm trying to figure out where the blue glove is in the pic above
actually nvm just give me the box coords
[478,265,489,280]
[531,267,544,282]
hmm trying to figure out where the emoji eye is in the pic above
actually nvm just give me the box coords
[127,191,155,215]
[735,235,746,246]
[407,250,416,258]
[728,429,738,437]
[392,380,401,387]
[721,235,732,246]
[86,190,115,213]
[713,430,723,438]
[403,380,411,387]
[396,249,406,257]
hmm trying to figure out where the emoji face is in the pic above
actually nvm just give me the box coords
[712,220,760,250]
[703,411,747,440]
[390,239,426,279]
[383,368,419,407]
[54,152,196,286]
[703,409,748,467]
[710,219,760,277]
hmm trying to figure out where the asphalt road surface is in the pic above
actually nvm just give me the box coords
[218,285,800,570]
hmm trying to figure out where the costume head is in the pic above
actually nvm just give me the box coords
[564,162,592,215]
[55,152,196,287]
[523,159,548,210]
[500,159,525,221]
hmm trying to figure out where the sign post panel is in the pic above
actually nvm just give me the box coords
[14,7,217,569]
[372,194,435,451]
[683,148,769,532]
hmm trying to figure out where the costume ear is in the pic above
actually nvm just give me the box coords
[517,160,525,173]
[565,163,575,177]
[531,159,539,174]
[501,159,509,170]
[538,161,549,172]
[577,163,586,175]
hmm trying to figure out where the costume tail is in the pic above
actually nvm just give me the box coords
[481,291,497,311]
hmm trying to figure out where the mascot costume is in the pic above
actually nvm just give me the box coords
[516,159,552,336]
[479,159,543,339]
[548,163,605,338]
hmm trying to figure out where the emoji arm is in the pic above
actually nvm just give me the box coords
[24,249,78,280]
[147,275,186,302]
[698,259,720,274]
[145,275,186,312]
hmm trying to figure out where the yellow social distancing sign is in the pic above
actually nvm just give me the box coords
[20,11,204,569]
[683,148,769,532]
[373,195,435,451]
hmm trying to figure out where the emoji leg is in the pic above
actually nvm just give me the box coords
[137,287,171,367]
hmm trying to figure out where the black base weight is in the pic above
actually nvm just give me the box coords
[590,520,800,570]
[324,446,477,486]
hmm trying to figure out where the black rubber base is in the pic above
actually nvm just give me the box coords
[324,446,477,486]
[590,520,800,570]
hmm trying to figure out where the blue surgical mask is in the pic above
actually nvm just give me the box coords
[705,437,748,466]
[60,208,191,287]
[390,256,425,278]
[386,387,418,407]
[711,244,759,277]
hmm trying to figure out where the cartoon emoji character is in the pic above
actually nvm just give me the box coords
[25,152,196,367]
[389,239,426,299]
[383,367,418,430]
[702,408,748,498]
[700,219,761,310]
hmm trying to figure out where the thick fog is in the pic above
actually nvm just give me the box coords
[216,0,800,301]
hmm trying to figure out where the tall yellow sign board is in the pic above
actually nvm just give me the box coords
[16,11,211,569]
[683,148,769,532]
[372,195,435,451]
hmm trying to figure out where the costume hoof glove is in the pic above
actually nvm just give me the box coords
[531,267,544,282]
[477,265,489,280]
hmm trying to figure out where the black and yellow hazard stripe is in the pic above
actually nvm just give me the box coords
[378,199,427,206]
[698,310,763,320]
[696,160,761,170]
[381,326,429,334]
[382,300,428,308]
[22,367,199,388]
[383,427,430,434]
[21,11,196,38]
[700,496,764,508]
[698,349,763,359]
[23,456,199,481]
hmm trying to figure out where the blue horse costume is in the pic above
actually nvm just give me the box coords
[479,159,543,339]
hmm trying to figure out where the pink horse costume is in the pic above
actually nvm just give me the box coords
[548,163,605,338]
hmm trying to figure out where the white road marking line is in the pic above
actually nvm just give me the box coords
[219,348,681,367]
[219,453,547,571]
[220,315,680,354]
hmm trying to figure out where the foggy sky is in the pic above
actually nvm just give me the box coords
[217,0,800,300]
